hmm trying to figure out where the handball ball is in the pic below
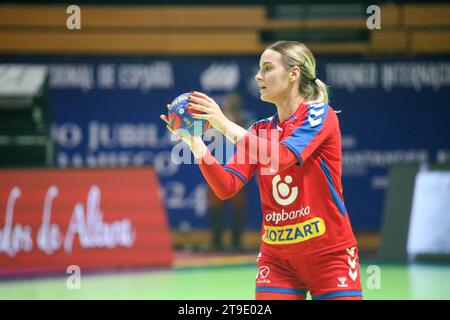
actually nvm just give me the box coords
[167,92,211,136]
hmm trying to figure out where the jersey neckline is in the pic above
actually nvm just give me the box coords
[273,99,307,127]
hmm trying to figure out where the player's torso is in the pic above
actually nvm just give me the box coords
[253,108,356,256]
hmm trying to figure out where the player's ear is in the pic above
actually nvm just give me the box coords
[289,66,300,82]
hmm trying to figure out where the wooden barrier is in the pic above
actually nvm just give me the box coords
[0,5,266,28]
[370,31,408,53]
[0,31,261,55]
[404,5,450,27]
[0,4,448,55]
[411,31,450,53]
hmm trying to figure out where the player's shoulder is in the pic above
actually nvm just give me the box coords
[291,101,338,131]
[306,101,331,112]
[248,114,276,131]
[305,101,338,123]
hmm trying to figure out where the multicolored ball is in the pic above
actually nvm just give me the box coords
[167,92,211,136]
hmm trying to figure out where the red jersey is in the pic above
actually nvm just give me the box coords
[225,100,357,256]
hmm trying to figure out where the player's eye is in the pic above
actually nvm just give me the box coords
[260,66,271,74]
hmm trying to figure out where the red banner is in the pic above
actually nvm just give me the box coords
[0,167,173,276]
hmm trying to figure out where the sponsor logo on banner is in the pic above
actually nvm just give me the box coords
[0,168,173,276]
[200,63,239,91]
[1,184,135,257]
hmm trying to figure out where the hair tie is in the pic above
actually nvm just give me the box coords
[311,77,317,83]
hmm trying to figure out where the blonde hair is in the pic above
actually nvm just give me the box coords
[267,41,329,104]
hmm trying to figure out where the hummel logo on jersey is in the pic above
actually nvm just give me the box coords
[310,102,325,109]
[346,247,355,256]
[346,247,358,281]
[348,256,357,269]
[338,276,348,288]
[349,269,358,281]
[310,108,324,118]
[307,103,325,127]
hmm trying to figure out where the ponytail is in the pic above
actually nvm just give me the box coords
[311,78,329,104]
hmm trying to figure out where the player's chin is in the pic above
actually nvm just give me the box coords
[259,90,267,100]
[259,92,273,103]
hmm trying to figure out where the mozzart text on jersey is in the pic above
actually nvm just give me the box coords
[0,185,136,257]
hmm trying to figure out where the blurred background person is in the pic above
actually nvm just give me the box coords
[208,92,253,252]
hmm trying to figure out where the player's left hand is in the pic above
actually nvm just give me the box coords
[188,91,230,133]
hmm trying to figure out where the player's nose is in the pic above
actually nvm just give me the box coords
[255,70,263,82]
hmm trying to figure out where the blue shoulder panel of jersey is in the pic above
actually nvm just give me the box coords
[280,102,330,164]
[248,114,276,131]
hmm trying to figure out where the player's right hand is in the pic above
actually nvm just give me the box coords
[160,110,197,145]
[161,110,207,159]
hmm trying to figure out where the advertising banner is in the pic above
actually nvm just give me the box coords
[0,167,173,276]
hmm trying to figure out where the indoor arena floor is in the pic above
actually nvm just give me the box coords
[1,253,450,300]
